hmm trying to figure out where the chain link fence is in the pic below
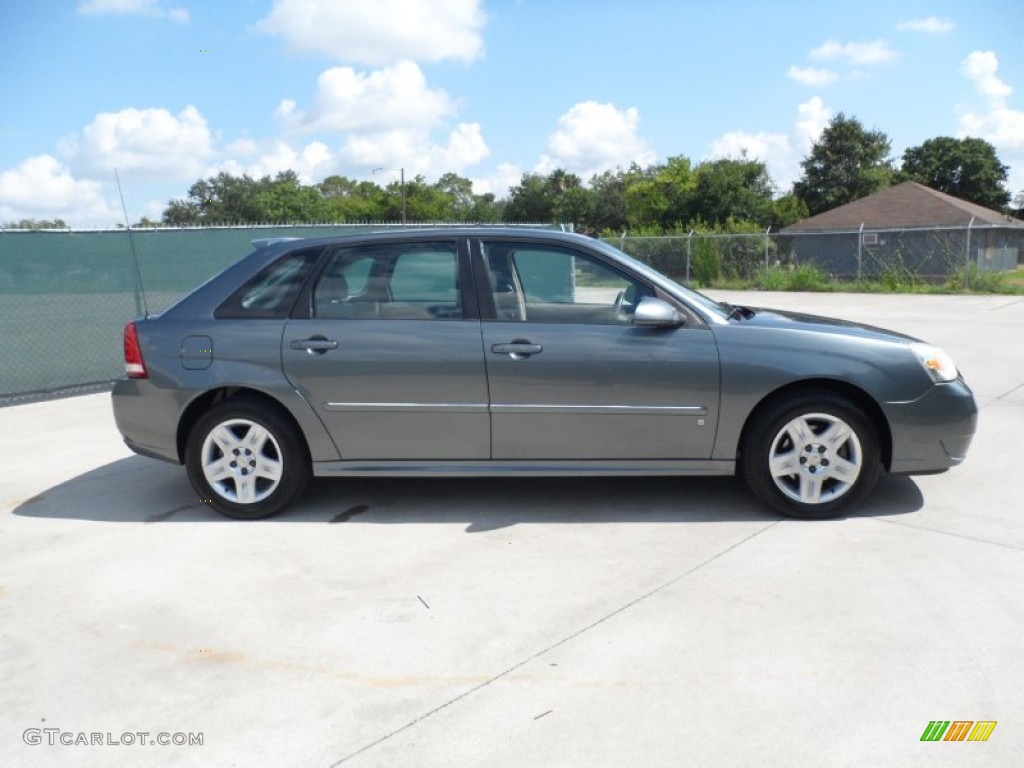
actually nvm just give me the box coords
[608,224,1024,286]
[0,223,559,400]
[2,222,1021,400]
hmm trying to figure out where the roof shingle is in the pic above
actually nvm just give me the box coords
[783,181,1022,231]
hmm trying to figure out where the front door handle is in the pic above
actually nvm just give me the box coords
[491,341,543,360]
[290,336,338,354]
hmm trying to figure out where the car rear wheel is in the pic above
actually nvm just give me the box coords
[741,393,881,519]
[185,398,310,520]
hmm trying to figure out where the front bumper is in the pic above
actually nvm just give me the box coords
[884,378,978,475]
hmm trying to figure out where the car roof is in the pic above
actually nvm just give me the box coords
[254,226,589,255]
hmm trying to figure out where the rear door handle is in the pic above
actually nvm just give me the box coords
[290,337,338,354]
[491,342,543,359]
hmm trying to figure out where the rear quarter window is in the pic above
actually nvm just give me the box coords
[215,248,322,319]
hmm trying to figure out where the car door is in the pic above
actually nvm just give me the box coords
[282,238,490,460]
[475,238,720,460]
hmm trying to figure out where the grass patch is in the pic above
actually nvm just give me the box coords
[693,263,1024,295]
[1006,265,1024,290]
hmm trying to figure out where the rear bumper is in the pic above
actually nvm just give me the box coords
[885,378,978,475]
[111,378,183,464]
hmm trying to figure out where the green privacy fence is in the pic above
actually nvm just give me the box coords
[0,224,560,400]
[1,226,307,399]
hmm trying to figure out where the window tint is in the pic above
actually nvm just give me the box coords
[216,247,320,318]
[391,250,459,303]
[315,241,461,320]
[482,242,653,324]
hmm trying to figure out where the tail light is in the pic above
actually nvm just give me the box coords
[124,321,148,379]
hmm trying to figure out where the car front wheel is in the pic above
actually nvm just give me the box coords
[185,398,310,520]
[741,394,881,519]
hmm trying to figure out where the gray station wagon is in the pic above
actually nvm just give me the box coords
[111,228,977,520]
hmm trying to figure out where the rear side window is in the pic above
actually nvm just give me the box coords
[314,241,461,320]
[216,248,321,319]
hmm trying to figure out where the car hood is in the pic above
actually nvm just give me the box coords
[741,307,921,344]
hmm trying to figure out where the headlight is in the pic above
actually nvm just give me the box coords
[910,343,959,383]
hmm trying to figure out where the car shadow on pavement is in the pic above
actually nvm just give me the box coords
[11,455,924,529]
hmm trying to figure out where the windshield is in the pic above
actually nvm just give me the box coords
[589,238,729,320]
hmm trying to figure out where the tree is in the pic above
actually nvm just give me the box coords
[770,194,809,229]
[504,170,588,223]
[901,136,1010,209]
[385,174,451,221]
[1011,191,1024,221]
[317,175,387,220]
[794,113,894,215]
[623,156,695,231]
[2,217,68,229]
[587,169,629,233]
[466,192,504,223]
[163,171,331,225]
[689,157,775,228]
[252,170,324,222]
[432,173,475,220]
[504,173,552,222]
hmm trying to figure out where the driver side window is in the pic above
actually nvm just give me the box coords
[481,242,653,324]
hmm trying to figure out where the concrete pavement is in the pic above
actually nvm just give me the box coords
[1,291,1022,767]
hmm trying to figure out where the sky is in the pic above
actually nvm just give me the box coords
[0,0,1022,227]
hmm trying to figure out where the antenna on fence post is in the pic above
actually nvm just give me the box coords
[857,222,864,283]
[964,217,975,290]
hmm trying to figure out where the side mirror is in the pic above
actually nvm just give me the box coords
[633,297,683,328]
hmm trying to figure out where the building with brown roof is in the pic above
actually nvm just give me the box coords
[779,182,1023,277]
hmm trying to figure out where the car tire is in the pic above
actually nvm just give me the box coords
[185,397,311,520]
[740,393,882,519]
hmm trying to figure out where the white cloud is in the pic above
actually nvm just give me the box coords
[472,162,523,198]
[140,198,167,221]
[795,96,832,147]
[293,61,454,134]
[707,97,833,193]
[959,106,1024,151]
[271,60,488,179]
[787,66,839,87]
[809,39,898,66]
[226,137,258,157]
[274,99,297,121]
[0,155,117,226]
[535,101,656,178]
[708,131,793,185]
[213,140,335,183]
[789,39,896,87]
[257,0,484,66]
[60,106,213,179]
[335,122,489,176]
[961,51,1013,104]
[897,17,955,34]
[77,0,189,23]
[435,122,490,169]
[958,51,1024,192]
